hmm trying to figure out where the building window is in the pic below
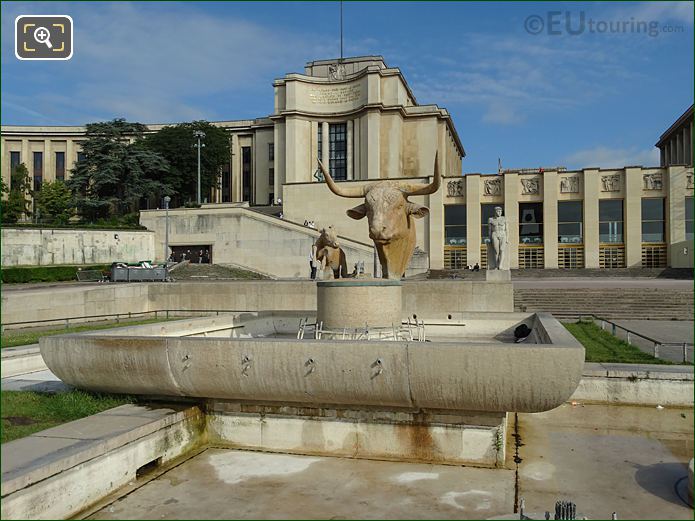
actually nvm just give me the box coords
[599,200,624,243]
[221,163,231,203]
[10,151,20,173]
[481,204,501,244]
[268,143,274,161]
[269,167,274,186]
[55,152,65,181]
[242,146,251,202]
[329,123,347,181]
[33,151,43,192]
[687,197,694,242]
[558,201,583,244]
[317,125,322,160]
[519,203,543,244]
[641,198,665,243]
[444,205,467,245]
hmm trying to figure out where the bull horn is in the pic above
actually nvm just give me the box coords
[400,152,441,196]
[318,159,365,198]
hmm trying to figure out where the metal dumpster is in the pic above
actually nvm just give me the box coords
[126,267,167,281]
[110,262,167,282]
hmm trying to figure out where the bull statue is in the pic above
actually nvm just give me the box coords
[318,153,440,280]
[315,226,348,279]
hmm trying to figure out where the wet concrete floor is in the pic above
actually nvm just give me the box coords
[516,403,693,520]
[89,404,693,520]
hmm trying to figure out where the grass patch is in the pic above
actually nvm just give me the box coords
[1,264,110,283]
[1,317,174,348]
[1,390,134,443]
[564,321,672,365]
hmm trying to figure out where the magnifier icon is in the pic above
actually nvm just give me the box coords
[33,26,53,49]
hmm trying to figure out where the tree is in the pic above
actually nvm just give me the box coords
[144,121,229,205]
[1,163,32,223]
[34,180,74,225]
[67,118,171,221]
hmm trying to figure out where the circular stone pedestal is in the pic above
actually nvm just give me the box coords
[317,279,402,330]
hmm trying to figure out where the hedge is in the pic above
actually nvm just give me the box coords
[1,265,110,283]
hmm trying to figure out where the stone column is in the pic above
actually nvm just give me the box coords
[274,123,285,202]
[428,176,445,270]
[466,174,481,266]
[583,169,600,268]
[624,167,642,267]
[21,139,29,171]
[231,134,240,202]
[352,118,361,180]
[285,117,298,184]
[66,139,75,180]
[503,173,519,269]
[310,121,319,174]
[676,130,683,165]
[44,139,53,182]
[321,121,329,170]
[543,170,559,268]
[667,166,687,267]
[366,110,380,179]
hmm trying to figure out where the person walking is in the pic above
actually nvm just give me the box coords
[309,243,318,280]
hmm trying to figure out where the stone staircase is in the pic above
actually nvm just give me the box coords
[514,288,694,320]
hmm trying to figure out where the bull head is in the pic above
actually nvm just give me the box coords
[318,154,440,279]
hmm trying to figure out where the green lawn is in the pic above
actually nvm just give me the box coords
[564,321,672,365]
[1,317,174,348]
[1,391,134,443]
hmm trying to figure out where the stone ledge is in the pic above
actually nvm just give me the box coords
[0,403,203,497]
[583,362,693,381]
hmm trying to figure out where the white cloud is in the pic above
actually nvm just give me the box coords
[1,2,324,124]
[563,145,660,169]
[410,32,630,126]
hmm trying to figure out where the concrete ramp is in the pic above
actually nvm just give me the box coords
[140,206,378,279]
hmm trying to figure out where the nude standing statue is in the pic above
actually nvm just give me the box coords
[488,206,509,270]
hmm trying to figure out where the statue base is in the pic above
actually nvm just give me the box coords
[316,279,402,330]
[486,269,511,282]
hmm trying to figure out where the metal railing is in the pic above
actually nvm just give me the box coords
[589,315,693,364]
[0,309,252,334]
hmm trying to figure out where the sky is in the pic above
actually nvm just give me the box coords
[1,1,693,174]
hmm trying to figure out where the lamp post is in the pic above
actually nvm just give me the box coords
[193,130,206,205]
[163,196,171,265]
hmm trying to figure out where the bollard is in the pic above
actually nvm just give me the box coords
[626,331,631,344]
[654,343,660,358]
[683,342,688,364]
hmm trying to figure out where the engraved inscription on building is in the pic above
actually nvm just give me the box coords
[309,85,362,105]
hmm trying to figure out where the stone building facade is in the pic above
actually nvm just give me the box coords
[440,165,693,270]
[1,56,692,270]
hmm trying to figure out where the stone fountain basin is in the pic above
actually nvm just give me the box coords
[40,312,584,413]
